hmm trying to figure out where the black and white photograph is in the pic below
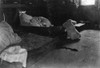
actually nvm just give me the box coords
[0,0,100,68]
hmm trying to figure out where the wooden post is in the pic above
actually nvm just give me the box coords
[0,0,3,22]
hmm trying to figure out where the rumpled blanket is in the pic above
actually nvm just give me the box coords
[19,11,53,27]
[0,21,21,52]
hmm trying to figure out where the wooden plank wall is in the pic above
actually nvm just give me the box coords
[0,0,4,22]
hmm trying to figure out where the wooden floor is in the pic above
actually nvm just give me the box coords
[0,30,100,68]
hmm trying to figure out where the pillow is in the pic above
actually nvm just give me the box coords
[19,11,33,26]
[0,21,21,52]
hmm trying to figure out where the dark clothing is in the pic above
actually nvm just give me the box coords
[16,26,66,37]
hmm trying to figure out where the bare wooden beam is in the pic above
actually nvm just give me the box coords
[1,4,26,8]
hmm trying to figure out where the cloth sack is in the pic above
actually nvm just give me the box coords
[0,45,27,67]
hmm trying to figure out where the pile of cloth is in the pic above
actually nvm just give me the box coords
[19,11,53,27]
[0,45,27,68]
[0,20,28,68]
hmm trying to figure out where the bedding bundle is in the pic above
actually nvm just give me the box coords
[19,11,53,27]
[0,20,27,68]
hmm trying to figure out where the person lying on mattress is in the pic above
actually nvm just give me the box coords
[19,11,81,40]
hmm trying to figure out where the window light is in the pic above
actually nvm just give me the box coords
[81,0,95,6]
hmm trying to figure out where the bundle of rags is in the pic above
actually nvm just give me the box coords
[0,14,27,68]
[19,11,53,27]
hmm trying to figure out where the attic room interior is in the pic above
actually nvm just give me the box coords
[0,0,100,68]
